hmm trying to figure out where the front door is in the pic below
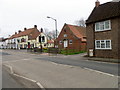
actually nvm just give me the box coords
[28,42,30,49]
[64,40,68,48]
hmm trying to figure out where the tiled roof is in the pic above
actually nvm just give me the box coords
[67,24,86,41]
[9,28,40,40]
[86,1,120,24]
[47,40,54,43]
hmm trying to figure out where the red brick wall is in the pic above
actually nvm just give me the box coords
[86,17,119,59]
[57,25,86,52]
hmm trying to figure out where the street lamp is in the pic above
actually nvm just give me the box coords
[47,16,58,39]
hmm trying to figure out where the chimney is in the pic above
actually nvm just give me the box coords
[15,32,17,34]
[41,28,43,32]
[24,28,27,31]
[34,25,37,28]
[18,30,21,33]
[95,0,100,7]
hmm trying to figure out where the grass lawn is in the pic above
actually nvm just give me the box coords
[60,49,86,55]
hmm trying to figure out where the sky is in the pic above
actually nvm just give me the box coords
[0,0,112,38]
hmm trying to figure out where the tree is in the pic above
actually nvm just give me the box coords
[74,18,86,27]
[44,28,59,39]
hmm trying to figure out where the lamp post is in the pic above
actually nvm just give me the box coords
[47,16,58,39]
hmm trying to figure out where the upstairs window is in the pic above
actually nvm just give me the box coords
[95,20,111,31]
[39,36,41,43]
[64,34,67,37]
[21,38,25,42]
[95,40,111,49]
[42,36,45,42]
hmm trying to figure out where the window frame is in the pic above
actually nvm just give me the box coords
[95,40,112,49]
[64,34,67,37]
[95,20,111,32]
[59,41,62,44]
[69,40,73,44]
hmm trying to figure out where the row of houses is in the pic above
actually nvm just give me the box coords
[1,0,120,59]
[1,25,54,49]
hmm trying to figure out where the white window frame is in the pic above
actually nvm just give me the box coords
[59,41,62,44]
[69,40,73,44]
[95,20,111,31]
[95,40,112,49]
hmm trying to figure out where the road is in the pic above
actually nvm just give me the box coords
[1,49,119,88]
[2,67,25,88]
[0,50,25,88]
[2,50,119,76]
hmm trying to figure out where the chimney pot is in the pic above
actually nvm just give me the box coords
[34,25,37,28]
[18,30,21,33]
[15,32,17,34]
[24,28,27,31]
[41,28,43,32]
[95,0,100,7]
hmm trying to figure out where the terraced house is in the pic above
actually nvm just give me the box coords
[7,25,52,49]
[86,0,120,59]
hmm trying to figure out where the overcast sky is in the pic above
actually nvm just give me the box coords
[0,0,111,38]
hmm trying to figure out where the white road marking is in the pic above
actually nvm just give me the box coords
[3,59,30,63]
[3,64,45,89]
[51,62,59,65]
[51,62,74,68]
[85,59,117,64]
[84,67,119,77]
[51,62,119,77]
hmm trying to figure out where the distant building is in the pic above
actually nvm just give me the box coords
[0,38,7,49]
[6,25,53,49]
[56,24,86,52]
[86,1,120,59]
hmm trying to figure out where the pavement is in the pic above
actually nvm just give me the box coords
[2,49,119,88]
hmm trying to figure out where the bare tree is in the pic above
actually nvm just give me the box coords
[44,28,59,39]
[74,18,86,27]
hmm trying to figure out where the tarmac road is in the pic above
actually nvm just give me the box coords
[2,67,25,88]
[1,49,119,88]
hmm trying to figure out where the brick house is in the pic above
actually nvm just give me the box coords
[56,24,86,52]
[86,1,120,59]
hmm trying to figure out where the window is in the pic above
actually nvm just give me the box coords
[96,41,100,48]
[59,41,62,44]
[95,20,111,31]
[106,40,110,48]
[42,36,45,42]
[17,39,20,43]
[69,40,72,44]
[95,40,111,49]
[21,38,25,42]
[64,34,67,37]
[24,44,27,48]
[39,36,41,43]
